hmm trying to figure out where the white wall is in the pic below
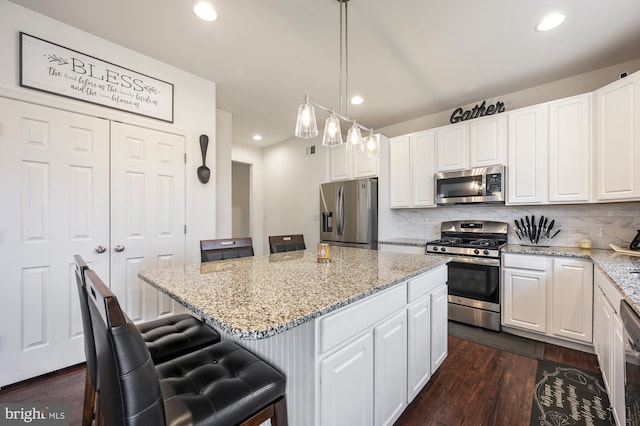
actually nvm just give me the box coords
[0,0,218,263]
[262,137,327,251]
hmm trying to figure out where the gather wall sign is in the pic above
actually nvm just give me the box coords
[449,100,506,124]
[19,32,174,123]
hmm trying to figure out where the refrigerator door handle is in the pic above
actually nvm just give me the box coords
[337,185,344,236]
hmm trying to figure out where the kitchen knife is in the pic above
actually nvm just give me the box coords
[513,220,523,240]
[525,216,531,236]
[549,229,561,240]
[521,218,527,238]
[537,216,544,243]
[531,222,536,243]
[546,219,555,238]
[542,217,548,235]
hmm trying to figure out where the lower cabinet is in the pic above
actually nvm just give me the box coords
[593,267,625,426]
[319,333,374,426]
[502,253,593,344]
[317,266,447,426]
[374,311,407,426]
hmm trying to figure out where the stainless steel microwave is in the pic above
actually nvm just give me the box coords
[435,165,505,205]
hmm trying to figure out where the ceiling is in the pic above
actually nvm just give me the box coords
[8,0,640,147]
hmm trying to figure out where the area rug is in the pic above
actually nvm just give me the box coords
[530,360,615,426]
[448,321,545,360]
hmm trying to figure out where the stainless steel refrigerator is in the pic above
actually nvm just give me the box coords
[319,178,378,249]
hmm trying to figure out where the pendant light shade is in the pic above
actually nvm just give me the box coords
[346,122,363,153]
[294,96,318,138]
[364,132,378,159]
[322,112,343,146]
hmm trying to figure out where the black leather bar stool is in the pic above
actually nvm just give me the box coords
[85,268,287,426]
[200,237,255,262]
[74,255,222,425]
[268,234,306,253]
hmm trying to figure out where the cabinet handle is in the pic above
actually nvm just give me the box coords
[114,244,125,252]
[95,245,106,254]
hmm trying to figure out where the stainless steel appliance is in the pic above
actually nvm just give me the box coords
[621,299,640,425]
[435,165,506,205]
[426,220,508,331]
[320,178,378,249]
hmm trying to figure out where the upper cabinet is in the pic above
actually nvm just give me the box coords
[329,135,380,181]
[595,71,640,201]
[548,94,592,203]
[436,114,506,172]
[389,130,435,208]
[507,104,548,204]
[507,93,592,205]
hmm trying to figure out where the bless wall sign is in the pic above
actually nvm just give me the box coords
[449,100,505,124]
[19,32,174,122]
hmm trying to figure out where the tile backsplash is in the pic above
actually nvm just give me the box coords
[387,202,640,249]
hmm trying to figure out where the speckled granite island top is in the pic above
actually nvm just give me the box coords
[504,244,640,316]
[138,246,448,340]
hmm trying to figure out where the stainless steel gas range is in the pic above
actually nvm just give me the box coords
[426,220,508,331]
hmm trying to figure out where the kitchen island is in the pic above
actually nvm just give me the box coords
[139,246,449,426]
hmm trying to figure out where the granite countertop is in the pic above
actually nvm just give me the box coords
[138,246,448,340]
[504,244,640,315]
[379,238,429,247]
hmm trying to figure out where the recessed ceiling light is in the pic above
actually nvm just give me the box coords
[193,2,218,22]
[252,134,263,141]
[536,12,565,32]
[350,96,364,105]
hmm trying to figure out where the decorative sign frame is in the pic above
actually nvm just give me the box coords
[20,32,174,123]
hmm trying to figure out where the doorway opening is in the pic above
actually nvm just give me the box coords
[232,161,251,238]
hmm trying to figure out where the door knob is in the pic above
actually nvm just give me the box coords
[95,245,106,254]
[114,244,125,252]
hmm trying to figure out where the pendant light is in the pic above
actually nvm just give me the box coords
[294,0,372,150]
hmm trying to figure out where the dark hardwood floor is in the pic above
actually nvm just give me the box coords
[0,334,601,426]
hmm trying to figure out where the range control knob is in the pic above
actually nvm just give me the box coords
[440,247,446,252]
[432,246,439,252]
[484,250,490,255]
[474,249,480,255]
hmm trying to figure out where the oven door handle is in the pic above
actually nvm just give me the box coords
[448,256,500,267]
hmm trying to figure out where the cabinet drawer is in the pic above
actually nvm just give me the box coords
[407,266,447,303]
[502,253,547,271]
[319,283,406,354]
[595,267,623,314]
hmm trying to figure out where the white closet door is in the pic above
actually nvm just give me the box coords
[109,122,186,322]
[0,97,109,386]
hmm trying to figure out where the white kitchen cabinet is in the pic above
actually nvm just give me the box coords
[548,94,592,203]
[328,135,380,181]
[550,257,593,342]
[389,135,411,207]
[469,114,507,168]
[436,123,468,171]
[435,115,506,172]
[595,70,640,201]
[316,266,448,424]
[374,310,407,426]
[406,295,431,401]
[502,257,548,333]
[389,130,435,208]
[593,267,625,426]
[502,253,594,345]
[507,104,548,204]
[319,332,374,426]
[430,284,448,372]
